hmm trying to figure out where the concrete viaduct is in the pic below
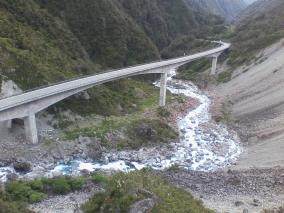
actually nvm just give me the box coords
[0,42,230,144]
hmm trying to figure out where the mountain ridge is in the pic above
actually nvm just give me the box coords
[184,0,248,21]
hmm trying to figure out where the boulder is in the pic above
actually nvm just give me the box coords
[6,173,18,181]
[134,124,157,142]
[86,141,103,159]
[235,201,244,207]
[13,162,32,174]
[128,198,157,213]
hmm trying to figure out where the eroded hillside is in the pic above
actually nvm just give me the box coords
[214,0,284,169]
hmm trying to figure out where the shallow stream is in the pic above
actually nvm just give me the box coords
[0,70,241,181]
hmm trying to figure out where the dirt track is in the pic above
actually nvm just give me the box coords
[215,39,284,169]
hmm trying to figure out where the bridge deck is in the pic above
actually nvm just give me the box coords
[0,42,230,112]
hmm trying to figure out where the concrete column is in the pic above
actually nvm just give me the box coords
[24,113,38,144]
[5,120,12,129]
[211,56,218,75]
[159,73,168,107]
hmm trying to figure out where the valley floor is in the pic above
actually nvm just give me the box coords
[2,40,284,212]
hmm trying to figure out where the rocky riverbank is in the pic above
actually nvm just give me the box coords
[159,167,284,213]
[29,182,104,213]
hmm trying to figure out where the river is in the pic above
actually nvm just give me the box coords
[0,70,241,181]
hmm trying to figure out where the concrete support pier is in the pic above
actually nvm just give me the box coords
[159,73,168,107]
[5,120,12,129]
[24,114,38,144]
[211,55,219,75]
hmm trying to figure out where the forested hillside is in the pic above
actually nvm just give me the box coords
[0,0,225,115]
[185,0,247,21]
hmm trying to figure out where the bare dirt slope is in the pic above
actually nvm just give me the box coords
[215,39,284,169]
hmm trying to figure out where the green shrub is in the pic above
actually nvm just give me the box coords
[50,177,71,194]
[117,119,178,150]
[69,177,86,191]
[91,174,109,184]
[42,176,85,195]
[5,181,47,203]
[4,176,86,204]
[157,107,171,118]
[217,71,232,83]
[29,179,44,191]
[82,171,214,213]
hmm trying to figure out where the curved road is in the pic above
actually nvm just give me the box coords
[0,41,230,143]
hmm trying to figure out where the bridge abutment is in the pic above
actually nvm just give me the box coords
[24,113,38,144]
[159,73,168,106]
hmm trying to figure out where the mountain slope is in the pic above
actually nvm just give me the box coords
[0,0,226,115]
[36,0,160,69]
[216,39,284,169]
[0,0,97,89]
[118,0,224,51]
[215,0,284,168]
[184,0,247,21]
[228,0,284,66]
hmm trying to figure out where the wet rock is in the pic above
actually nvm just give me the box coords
[13,161,32,174]
[80,169,91,176]
[253,199,259,203]
[235,201,244,207]
[86,141,103,159]
[251,198,260,206]
[6,173,18,181]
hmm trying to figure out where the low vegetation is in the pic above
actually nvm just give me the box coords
[65,118,178,150]
[0,173,108,212]
[50,78,161,118]
[216,70,233,83]
[63,80,178,150]
[0,171,215,213]
[0,199,33,213]
[81,170,214,213]
[4,176,86,204]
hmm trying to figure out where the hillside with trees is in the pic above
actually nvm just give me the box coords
[228,0,284,66]
[184,0,248,21]
[0,0,226,115]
